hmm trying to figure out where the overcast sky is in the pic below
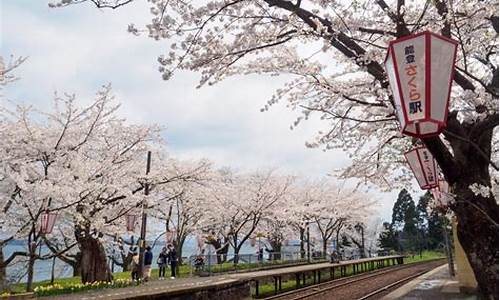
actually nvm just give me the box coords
[1,0,425,222]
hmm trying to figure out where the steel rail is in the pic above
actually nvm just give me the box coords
[356,269,430,300]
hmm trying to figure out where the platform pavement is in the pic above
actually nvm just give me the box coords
[382,264,479,300]
[48,275,242,300]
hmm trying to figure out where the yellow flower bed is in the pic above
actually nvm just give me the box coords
[33,278,138,297]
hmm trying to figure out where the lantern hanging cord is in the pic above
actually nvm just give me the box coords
[443,129,499,171]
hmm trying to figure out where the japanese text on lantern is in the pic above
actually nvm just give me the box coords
[404,45,422,115]
[421,150,435,183]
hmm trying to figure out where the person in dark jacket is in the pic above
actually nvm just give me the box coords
[167,244,177,279]
[157,247,168,280]
[143,246,153,281]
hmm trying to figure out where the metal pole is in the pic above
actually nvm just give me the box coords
[442,223,455,276]
[138,151,151,279]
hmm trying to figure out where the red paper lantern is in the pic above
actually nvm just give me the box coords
[404,146,438,189]
[125,214,137,231]
[40,211,57,234]
[385,31,458,137]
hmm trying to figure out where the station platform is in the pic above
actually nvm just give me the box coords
[382,264,479,300]
[45,255,402,300]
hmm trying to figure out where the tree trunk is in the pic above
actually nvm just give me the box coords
[78,236,112,283]
[26,234,37,292]
[299,228,305,259]
[453,183,498,299]
[233,246,240,265]
[0,246,7,292]
[425,127,499,299]
[216,243,228,264]
[72,255,82,277]
[50,257,56,284]
[176,236,186,265]
[207,238,228,264]
[322,238,328,257]
[269,240,282,260]
[120,252,132,273]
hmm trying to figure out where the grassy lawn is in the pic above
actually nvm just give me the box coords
[403,250,446,264]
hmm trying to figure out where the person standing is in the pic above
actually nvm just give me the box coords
[130,250,140,281]
[157,247,168,280]
[167,244,177,279]
[143,246,153,281]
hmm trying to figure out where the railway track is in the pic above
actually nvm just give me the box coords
[260,258,446,300]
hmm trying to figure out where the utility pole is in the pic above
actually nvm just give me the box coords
[138,151,151,279]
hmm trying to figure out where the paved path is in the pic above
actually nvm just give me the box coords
[382,264,478,300]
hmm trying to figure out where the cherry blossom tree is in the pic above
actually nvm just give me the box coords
[149,160,212,264]
[66,143,211,282]
[0,84,163,286]
[345,218,384,259]
[0,56,27,91]
[285,181,316,259]
[0,77,212,287]
[257,199,296,261]
[0,55,58,291]
[202,169,293,264]
[51,0,499,295]
[307,181,376,256]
